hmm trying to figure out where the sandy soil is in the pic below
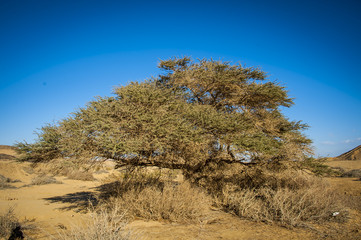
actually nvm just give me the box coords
[326,158,361,172]
[1,147,361,239]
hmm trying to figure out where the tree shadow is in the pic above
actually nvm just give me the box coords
[42,175,164,213]
[43,191,98,213]
[94,181,122,200]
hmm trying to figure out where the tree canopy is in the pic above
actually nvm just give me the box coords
[16,57,312,175]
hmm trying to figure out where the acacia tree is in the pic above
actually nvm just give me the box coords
[157,58,311,164]
[16,57,312,175]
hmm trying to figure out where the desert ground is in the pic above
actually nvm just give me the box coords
[1,145,361,239]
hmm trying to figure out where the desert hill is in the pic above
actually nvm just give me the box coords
[0,145,16,160]
[337,145,361,160]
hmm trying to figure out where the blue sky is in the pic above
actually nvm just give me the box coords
[1,0,361,157]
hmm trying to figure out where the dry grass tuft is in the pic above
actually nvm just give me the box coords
[221,184,347,227]
[65,170,95,181]
[29,158,96,181]
[0,174,20,189]
[108,181,210,223]
[0,207,37,239]
[0,181,13,189]
[30,174,62,185]
[55,205,140,240]
[341,169,361,178]
[99,168,211,223]
[202,165,348,227]
[0,207,19,238]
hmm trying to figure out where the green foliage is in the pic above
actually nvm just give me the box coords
[15,124,62,162]
[158,57,292,110]
[157,57,312,164]
[16,57,312,176]
[300,157,341,176]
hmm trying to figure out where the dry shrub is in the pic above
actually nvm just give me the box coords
[0,207,19,238]
[222,184,346,227]
[30,174,62,185]
[203,164,347,227]
[55,205,138,240]
[341,169,361,178]
[0,174,18,189]
[99,168,211,223]
[31,158,95,181]
[65,170,95,181]
[0,207,37,239]
[0,181,13,189]
[110,181,210,223]
[98,168,164,198]
[22,165,35,174]
[196,163,317,195]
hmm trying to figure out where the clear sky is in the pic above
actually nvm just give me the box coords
[1,0,360,157]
